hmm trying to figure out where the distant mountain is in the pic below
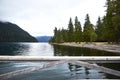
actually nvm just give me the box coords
[0,21,38,42]
[36,36,52,42]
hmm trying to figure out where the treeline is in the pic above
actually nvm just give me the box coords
[50,0,120,43]
[49,15,97,43]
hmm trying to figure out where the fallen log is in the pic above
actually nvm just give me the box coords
[0,61,66,80]
[70,61,120,77]
[0,56,120,62]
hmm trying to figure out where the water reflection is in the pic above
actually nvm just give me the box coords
[53,44,120,79]
[68,63,106,79]
[53,44,120,56]
[68,62,120,79]
[0,43,54,56]
[0,43,120,79]
[27,43,54,56]
[97,63,120,79]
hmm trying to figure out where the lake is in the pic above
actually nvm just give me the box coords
[0,43,120,79]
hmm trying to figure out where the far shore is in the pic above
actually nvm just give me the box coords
[51,42,120,53]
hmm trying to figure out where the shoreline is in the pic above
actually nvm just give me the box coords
[52,42,120,53]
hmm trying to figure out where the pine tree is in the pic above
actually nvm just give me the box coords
[95,17,104,41]
[53,27,58,42]
[74,16,82,43]
[83,14,97,42]
[102,0,120,43]
[112,0,120,43]
[103,0,115,43]
[53,27,64,43]
[68,18,74,42]
[61,28,68,42]
[57,29,63,43]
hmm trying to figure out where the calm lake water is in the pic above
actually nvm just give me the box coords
[0,43,120,79]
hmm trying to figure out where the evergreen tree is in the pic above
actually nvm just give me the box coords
[53,27,58,42]
[54,27,57,36]
[83,14,97,42]
[74,16,82,43]
[103,0,116,43]
[68,18,74,42]
[112,0,120,43]
[51,27,67,43]
[103,0,120,43]
[57,29,64,43]
[95,17,104,41]
[61,28,69,42]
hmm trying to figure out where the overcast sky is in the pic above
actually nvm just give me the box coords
[0,0,106,36]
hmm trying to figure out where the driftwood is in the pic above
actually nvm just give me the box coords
[0,61,66,80]
[70,61,120,77]
[0,56,120,62]
[0,60,120,79]
[0,56,120,79]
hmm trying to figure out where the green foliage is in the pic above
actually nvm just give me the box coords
[102,0,120,43]
[102,0,115,42]
[83,14,97,42]
[74,16,82,43]
[112,0,120,42]
[50,0,120,43]
[95,17,104,41]
[68,18,74,42]
[50,15,96,43]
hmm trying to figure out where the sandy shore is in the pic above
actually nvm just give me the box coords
[53,42,120,53]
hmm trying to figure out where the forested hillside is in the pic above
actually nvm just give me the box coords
[0,21,38,42]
